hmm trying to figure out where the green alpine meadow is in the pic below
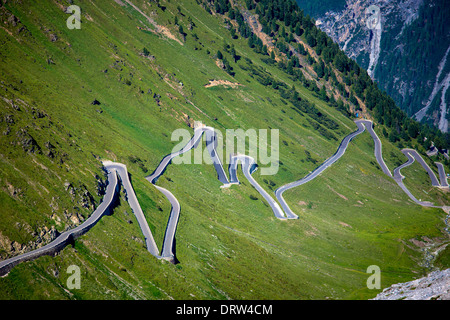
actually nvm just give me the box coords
[0,0,449,301]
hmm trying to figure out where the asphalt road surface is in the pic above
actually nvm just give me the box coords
[104,161,161,257]
[392,152,436,207]
[275,120,366,220]
[145,125,230,262]
[357,120,393,177]
[400,149,440,186]
[436,162,449,187]
[228,154,293,219]
[2,119,449,275]
[0,168,119,276]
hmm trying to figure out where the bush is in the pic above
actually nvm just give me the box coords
[142,47,150,56]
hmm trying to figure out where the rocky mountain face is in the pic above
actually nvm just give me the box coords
[303,0,450,132]
[372,268,450,300]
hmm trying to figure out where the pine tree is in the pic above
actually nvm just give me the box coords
[270,50,276,61]
[319,85,328,102]
[295,22,303,36]
[230,45,238,62]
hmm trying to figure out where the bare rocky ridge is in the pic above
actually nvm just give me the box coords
[316,0,424,66]
[312,0,450,131]
[372,268,450,300]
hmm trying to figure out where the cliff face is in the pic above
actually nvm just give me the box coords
[316,0,423,76]
[306,0,450,132]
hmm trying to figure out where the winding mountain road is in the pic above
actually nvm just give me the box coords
[400,149,440,187]
[436,162,449,188]
[358,120,393,177]
[104,161,160,257]
[144,124,231,262]
[275,121,366,219]
[0,168,119,276]
[229,154,290,219]
[392,151,435,207]
[1,119,449,275]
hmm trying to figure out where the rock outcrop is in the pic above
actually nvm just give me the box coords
[372,269,450,300]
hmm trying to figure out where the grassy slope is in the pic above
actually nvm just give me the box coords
[0,0,449,300]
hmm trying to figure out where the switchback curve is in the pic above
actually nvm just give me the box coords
[1,119,448,275]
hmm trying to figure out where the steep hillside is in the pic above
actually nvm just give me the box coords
[0,0,449,300]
